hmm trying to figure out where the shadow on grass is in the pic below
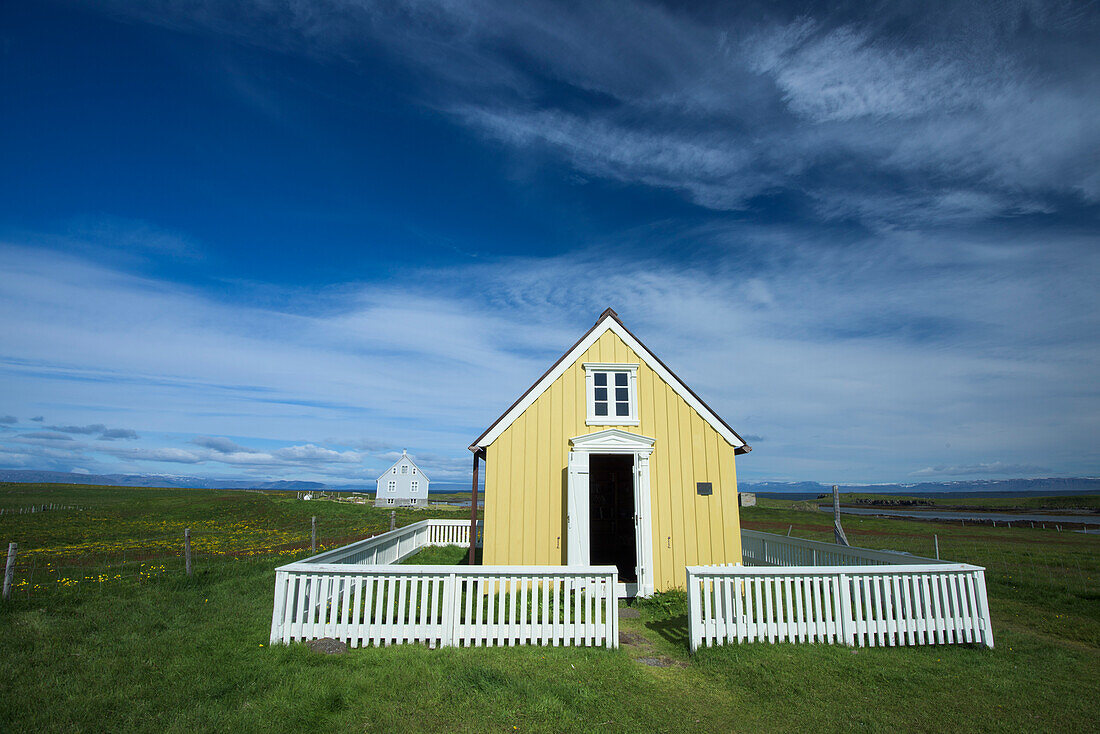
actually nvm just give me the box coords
[644,614,690,652]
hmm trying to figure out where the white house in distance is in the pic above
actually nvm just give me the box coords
[374,450,429,507]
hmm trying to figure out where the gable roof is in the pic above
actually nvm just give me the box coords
[376,450,431,482]
[470,308,751,454]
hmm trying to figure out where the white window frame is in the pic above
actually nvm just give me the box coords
[386,498,395,505]
[387,481,396,493]
[583,363,639,426]
[411,480,419,493]
[401,465,408,474]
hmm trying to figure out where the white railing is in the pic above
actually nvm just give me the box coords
[306,519,483,566]
[687,531,994,651]
[270,519,618,648]
[740,529,942,567]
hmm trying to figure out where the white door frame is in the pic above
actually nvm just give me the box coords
[567,429,655,597]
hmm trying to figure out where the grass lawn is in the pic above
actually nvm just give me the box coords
[1,484,1098,732]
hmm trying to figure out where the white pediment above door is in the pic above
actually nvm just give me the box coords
[569,428,655,454]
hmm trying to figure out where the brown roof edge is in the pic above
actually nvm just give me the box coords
[469,308,751,452]
[468,308,619,451]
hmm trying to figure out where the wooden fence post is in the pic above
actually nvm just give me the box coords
[311,516,317,554]
[390,511,396,532]
[833,484,849,546]
[184,529,192,576]
[934,534,939,560]
[3,543,16,600]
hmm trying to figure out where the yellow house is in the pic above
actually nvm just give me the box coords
[469,308,752,595]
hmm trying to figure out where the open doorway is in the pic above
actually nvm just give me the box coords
[588,454,637,583]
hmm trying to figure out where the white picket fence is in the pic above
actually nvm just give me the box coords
[688,534,994,651]
[269,519,618,648]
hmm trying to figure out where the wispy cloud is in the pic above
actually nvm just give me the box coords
[101,0,1100,226]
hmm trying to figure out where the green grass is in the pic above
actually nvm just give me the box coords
[1,483,1098,732]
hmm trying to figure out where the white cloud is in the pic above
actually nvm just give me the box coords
[909,462,1050,477]
[1,227,1096,483]
[99,447,203,464]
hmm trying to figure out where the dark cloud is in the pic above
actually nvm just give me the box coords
[47,424,139,440]
[189,435,257,454]
[0,416,17,424]
[47,424,107,435]
[97,428,139,440]
[29,416,44,422]
[17,431,75,441]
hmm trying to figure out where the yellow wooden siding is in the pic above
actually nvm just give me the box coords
[481,330,742,591]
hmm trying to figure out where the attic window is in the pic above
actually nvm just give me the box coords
[401,465,408,474]
[583,363,639,426]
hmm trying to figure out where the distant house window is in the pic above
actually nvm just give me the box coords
[412,468,417,475]
[401,465,408,474]
[387,481,396,493]
[410,498,419,505]
[411,481,419,493]
[386,498,395,505]
[583,363,639,425]
[392,467,396,474]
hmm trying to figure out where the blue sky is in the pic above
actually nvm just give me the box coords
[1,0,1098,486]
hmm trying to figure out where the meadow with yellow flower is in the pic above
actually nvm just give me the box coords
[1,482,1098,732]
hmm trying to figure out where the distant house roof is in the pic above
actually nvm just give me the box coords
[470,308,751,454]
[376,450,430,482]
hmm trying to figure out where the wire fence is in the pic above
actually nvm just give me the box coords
[0,518,412,600]
[742,518,1100,600]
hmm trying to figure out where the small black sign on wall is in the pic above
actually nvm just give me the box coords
[696,482,713,496]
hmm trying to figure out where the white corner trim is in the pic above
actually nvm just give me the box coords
[474,317,745,449]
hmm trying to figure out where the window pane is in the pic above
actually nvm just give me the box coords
[614,372,628,386]
[594,372,607,386]
[594,402,608,416]
[594,387,607,401]
[615,387,628,401]
[615,402,630,416]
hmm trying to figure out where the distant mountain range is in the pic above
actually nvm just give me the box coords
[739,478,1100,495]
[1,469,1098,495]
[0,470,330,491]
